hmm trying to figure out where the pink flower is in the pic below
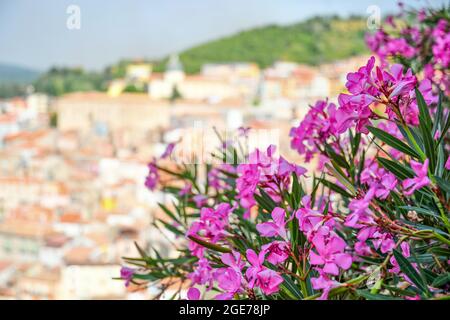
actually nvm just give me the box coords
[309,231,352,276]
[245,249,265,288]
[336,92,374,134]
[375,173,398,199]
[161,142,176,159]
[179,182,192,196]
[402,159,430,196]
[256,269,284,295]
[261,241,290,265]
[354,241,373,256]
[366,29,417,65]
[221,251,245,272]
[208,164,235,191]
[256,207,288,239]
[188,257,214,286]
[372,231,396,254]
[336,56,377,133]
[238,126,251,137]
[120,267,135,287]
[187,203,233,258]
[296,196,323,234]
[345,188,376,227]
[405,295,421,300]
[215,268,243,299]
[360,160,380,185]
[237,145,305,218]
[290,100,339,161]
[445,157,450,170]
[193,195,208,207]
[310,271,338,300]
[355,227,397,256]
[389,242,411,274]
[245,249,283,295]
[335,57,436,133]
[187,287,201,300]
[144,160,159,191]
[295,195,335,240]
[432,19,450,68]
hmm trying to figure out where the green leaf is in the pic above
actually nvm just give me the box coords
[325,144,350,170]
[356,290,401,300]
[377,157,414,180]
[351,131,361,158]
[280,275,303,299]
[321,179,352,198]
[432,273,450,287]
[430,247,450,257]
[156,219,184,236]
[435,176,450,195]
[393,249,429,295]
[411,91,436,167]
[325,163,356,196]
[158,203,181,225]
[290,172,303,209]
[255,188,277,213]
[133,273,161,281]
[432,91,444,140]
[415,88,433,131]
[436,103,450,148]
[187,235,231,253]
[367,126,420,159]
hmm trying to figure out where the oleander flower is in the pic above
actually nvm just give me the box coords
[187,287,201,300]
[120,267,135,287]
[144,160,159,191]
[345,188,376,227]
[245,249,283,295]
[256,207,289,239]
[237,145,305,218]
[290,100,339,161]
[309,229,352,276]
[402,159,430,196]
[261,241,290,265]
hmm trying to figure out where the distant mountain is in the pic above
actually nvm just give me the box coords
[154,16,369,73]
[2,16,369,98]
[0,63,40,84]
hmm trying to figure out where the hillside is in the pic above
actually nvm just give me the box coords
[155,16,369,73]
[0,63,40,84]
[0,16,369,98]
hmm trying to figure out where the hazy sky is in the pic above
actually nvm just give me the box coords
[0,0,446,71]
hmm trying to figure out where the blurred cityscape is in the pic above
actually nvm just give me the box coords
[0,54,372,299]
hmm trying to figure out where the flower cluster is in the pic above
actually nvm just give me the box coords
[290,100,339,162]
[123,4,450,301]
[236,145,306,218]
[187,203,233,258]
[337,57,436,132]
[366,6,450,94]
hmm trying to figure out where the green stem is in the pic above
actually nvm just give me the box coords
[401,124,450,234]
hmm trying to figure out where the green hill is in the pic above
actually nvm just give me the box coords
[0,16,369,98]
[155,16,369,73]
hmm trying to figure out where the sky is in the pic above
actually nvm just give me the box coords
[0,0,447,71]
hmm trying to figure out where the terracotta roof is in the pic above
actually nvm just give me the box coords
[59,212,83,223]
